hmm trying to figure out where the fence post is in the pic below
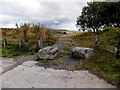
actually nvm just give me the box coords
[115,43,120,59]
[40,37,43,49]
[19,39,21,47]
[38,37,42,49]
[3,39,7,46]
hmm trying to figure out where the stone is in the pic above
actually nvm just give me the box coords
[71,47,93,59]
[38,46,58,60]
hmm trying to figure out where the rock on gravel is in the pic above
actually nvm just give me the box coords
[0,57,16,69]
[1,61,116,88]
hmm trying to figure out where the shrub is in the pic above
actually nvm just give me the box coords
[100,27,120,45]
[63,32,67,34]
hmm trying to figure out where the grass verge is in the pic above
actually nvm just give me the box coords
[75,46,120,87]
[2,45,35,58]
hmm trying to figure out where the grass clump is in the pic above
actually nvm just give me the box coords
[36,59,50,63]
[59,51,71,57]
[52,61,64,66]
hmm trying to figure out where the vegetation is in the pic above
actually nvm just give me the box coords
[77,46,120,86]
[75,1,120,87]
[72,28,120,87]
[72,30,95,48]
[2,45,33,58]
[52,61,64,66]
[36,59,50,63]
[99,27,120,51]
[76,2,120,32]
[59,51,71,57]
[2,23,58,58]
[62,32,67,34]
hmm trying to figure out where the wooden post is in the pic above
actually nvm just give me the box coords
[19,39,21,47]
[115,43,120,59]
[38,38,41,48]
[3,39,7,46]
[38,37,42,49]
[40,37,42,49]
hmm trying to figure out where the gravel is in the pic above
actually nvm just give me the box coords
[1,53,39,74]
[1,61,116,88]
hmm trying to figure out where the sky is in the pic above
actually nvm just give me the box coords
[0,0,94,31]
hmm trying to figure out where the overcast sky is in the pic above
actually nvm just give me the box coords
[0,0,94,31]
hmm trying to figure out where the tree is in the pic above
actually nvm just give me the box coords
[76,2,120,32]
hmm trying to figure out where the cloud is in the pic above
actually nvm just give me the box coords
[0,0,88,30]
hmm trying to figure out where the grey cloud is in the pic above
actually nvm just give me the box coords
[0,0,87,30]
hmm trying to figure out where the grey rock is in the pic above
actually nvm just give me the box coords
[71,47,93,59]
[38,46,58,60]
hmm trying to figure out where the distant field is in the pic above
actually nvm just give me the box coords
[61,30,82,35]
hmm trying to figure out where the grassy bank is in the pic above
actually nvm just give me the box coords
[76,46,120,87]
[71,29,120,87]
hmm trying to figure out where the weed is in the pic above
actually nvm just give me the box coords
[59,51,71,57]
[36,59,50,63]
[52,61,64,66]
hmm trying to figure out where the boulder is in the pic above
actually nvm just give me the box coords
[71,47,93,59]
[38,46,58,60]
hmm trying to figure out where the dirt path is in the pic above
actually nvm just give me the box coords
[0,35,116,88]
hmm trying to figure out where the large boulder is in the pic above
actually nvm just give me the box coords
[38,46,58,60]
[71,47,93,59]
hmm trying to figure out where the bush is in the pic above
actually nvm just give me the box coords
[100,27,120,45]
[63,32,67,34]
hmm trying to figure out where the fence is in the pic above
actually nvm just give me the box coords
[1,36,118,55]
[0,39,27,47]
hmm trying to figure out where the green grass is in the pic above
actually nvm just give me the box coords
[2,45,35,58]
[71,32,94,48]
[36,59,50,63]
[52,61,64,66]
[58,51,71,57]
[75,46,120,86]
[71,30,120,86]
